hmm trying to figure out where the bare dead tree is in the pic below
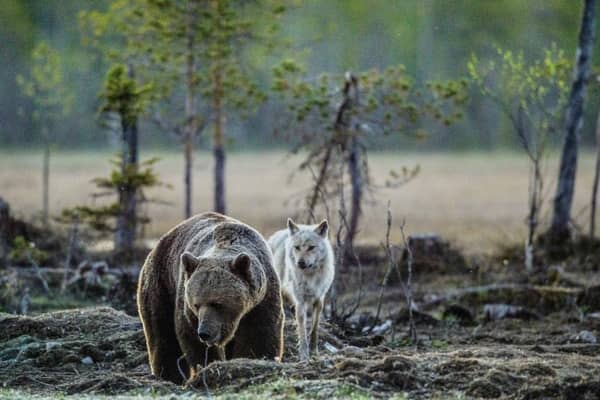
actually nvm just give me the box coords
[328,160,364,324]
[274,65,463,267]
[61,214,79,294]
[399,221,417,344]
[328,171,345,320]
[305,74,361,239]
[372,202,397,330]
[370,203,416,343]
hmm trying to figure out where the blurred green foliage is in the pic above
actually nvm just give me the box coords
[273,62,468,137]
[2,0,599,150]
[16,41,73,140]
[59,65,167,236]
[8,236,49,265]
[60,156,166,235]
[468,45,571,147]
[99,65,152,126]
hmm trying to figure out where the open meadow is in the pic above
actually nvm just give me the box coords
[0,150,596,253]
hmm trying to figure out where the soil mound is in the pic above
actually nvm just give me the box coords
[2,306,599,398]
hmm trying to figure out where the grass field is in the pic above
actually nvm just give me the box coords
[0,150,596,253]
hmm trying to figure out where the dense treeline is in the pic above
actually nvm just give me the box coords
[2,0,600,150]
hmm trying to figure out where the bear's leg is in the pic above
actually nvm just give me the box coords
[230,299,284,361]
[309,298,323,355]
[295,302,309,360]
[177,327,222,379]
[139,300,183,383]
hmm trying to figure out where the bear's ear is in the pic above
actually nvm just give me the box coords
[287,218,299,235]
[314,219,329,238]
[181,252,199,278]
[230,253,252,283]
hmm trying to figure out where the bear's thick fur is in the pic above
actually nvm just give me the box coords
[137,212,284,384]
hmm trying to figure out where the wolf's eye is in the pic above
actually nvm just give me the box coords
[307,246,315,251]
[294,246,301,251]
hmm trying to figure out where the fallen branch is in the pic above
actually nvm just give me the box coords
[420,283,581,312]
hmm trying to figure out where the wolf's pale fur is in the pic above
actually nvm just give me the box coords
[268,218,334,360]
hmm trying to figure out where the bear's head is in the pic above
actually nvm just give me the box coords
[180,252,257,347]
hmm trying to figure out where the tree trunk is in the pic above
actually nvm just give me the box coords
[42,137,50,228]
[213,65,226,214]
[591,111,600,238]
[0,197,9,266]
[526,159,542,271]
[114,68,139,256]
[184,134,193,219]
[214,144,226,214]
[183,0,198,220]
[307,146,333,221]
[550,0,596,241]
[345,134,362,258]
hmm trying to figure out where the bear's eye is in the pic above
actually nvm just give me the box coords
[294,246,301,251]
[307,246,315,251]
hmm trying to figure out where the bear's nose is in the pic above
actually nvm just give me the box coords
[297,260,308,269]
[197,328,212,342]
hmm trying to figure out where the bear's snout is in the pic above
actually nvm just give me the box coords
[297,259,308,269]
[197,327,211,341]
[197,323,220,345]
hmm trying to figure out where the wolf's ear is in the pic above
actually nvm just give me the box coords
[315,220,329,238]
[287,218,299,235]
[181,252,199,279]
[230,253,252,283]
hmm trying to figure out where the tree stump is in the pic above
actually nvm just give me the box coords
[390,233,468,281]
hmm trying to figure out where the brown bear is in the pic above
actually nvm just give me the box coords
[137,212,284,384]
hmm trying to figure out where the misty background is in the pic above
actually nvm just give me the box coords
[3,0,599,152]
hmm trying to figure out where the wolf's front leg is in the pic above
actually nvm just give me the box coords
[295,302,309,360]
[309,298,323,356]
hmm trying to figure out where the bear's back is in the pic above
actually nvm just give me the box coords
[141,212,230,294]
[149,212,275,289]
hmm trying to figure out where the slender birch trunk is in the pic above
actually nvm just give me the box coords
[551,0,596,241]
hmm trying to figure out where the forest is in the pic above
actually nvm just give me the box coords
[1,1,600,399]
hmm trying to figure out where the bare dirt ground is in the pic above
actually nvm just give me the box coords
[1,245,600,399]
[0,151,596,253]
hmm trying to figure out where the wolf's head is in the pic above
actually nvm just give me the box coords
[286,218,330,271]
